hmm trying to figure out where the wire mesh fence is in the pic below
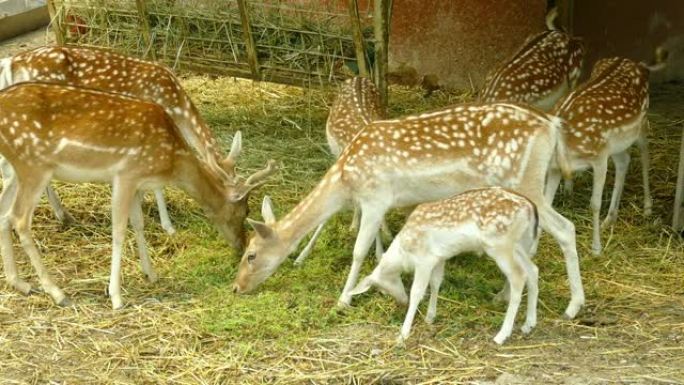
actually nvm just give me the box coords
[47,0,384,89]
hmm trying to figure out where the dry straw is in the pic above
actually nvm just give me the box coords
[0,74,682,383]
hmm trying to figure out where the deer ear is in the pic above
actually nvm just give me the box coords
[261,196,276,224]
[247,218,274,240]
[349,276,374,296]
[227,131,242,162]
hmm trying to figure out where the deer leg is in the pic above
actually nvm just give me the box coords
[516,246,539,335]
[0,174,32,295]
[130,192,157,283]
[602,151,630,228]
[494,280,511,303]
[637,136,652,216]
[380,216,392,240]
[374,232,384,260]
[12,172,69,306]
[338,204,386,307]
[349,206,360,233]
[492,248,526,345]
[425,260,445,324]
[398,264,433,344]
[537,203,584,319]
[544,168,563,205]
[294,222,325,266]
[108,177,137,310]
[589,158,609,255]
[154,188,176,235]
[45,185,77,226]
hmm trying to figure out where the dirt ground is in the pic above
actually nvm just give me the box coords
[0,29,683,385]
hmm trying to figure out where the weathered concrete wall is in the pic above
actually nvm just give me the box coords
[386,0,547,90]
[572,0,684,83]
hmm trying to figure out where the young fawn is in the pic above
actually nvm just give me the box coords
[0,83,274,309]
[547,56,663,255]
[0,46,239,234]
[351,187,540,345]
[295,76,388,264]
[233,102,585,320]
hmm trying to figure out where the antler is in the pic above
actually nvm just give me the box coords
[229,159,278,202]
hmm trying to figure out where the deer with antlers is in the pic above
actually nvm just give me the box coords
[546,54,665,255]
[480,8,584,111]
[350,187,540,345]
[233,102,585,320]
[0,45,238,234]
[295,76,389,265]
[0,82,275,309]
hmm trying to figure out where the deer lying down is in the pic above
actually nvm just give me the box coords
[0,46,240,234]
[0,82,275,309]
[295,76,388,265]
[350,187,540,345]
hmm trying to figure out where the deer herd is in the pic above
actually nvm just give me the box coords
[0,10,669,345]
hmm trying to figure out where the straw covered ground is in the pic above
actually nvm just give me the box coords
[1,34,684,385]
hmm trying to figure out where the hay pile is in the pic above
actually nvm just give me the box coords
[0,73,683,383]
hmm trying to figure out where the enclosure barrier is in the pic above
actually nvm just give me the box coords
[46,0,390,104]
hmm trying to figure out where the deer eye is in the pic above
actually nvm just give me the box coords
[247,253,257,263]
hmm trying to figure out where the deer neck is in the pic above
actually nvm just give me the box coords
[173,151,226,212]
[276,167,350,255]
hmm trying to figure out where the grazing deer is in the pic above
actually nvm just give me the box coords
[0,45,236,234]
[295,76,388,265]
[0,83,275,309]
[479,8,584,111]
[350,187,540,345]
[233,102,585,320]
[546,55,664,255]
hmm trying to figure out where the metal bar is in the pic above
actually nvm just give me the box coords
[236,0,261,79]
[348,0,369,77]
[47,0,65,46]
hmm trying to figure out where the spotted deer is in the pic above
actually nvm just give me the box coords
[479,8,584,111]
[295,76,388,265]
[0,46,236,234]
[546,55,665,255]
[0,82,275,309]
[350,187,540,345]
[233,102,585,320]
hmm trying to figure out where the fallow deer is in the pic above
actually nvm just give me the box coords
[0,46,238,234]
[479,8,584,111]
[233,102,585,320]
[0,82,275,309]
[295,76,388,265]
[546,56,663,255]
[350,187,540,345]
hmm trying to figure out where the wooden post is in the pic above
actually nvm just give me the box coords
[673,126,684,230]
[348,0,369,78]
[373,0,390,107]
[46,0,65,46]
[558,0,575,34]
[237,0,261,80]
[135,0,156,60]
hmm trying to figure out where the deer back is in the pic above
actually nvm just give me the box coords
[480,31,584,111]
[9,46,227,178]
[326,77,384,153]
[553,57,649,158]
[337,102,564,192]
